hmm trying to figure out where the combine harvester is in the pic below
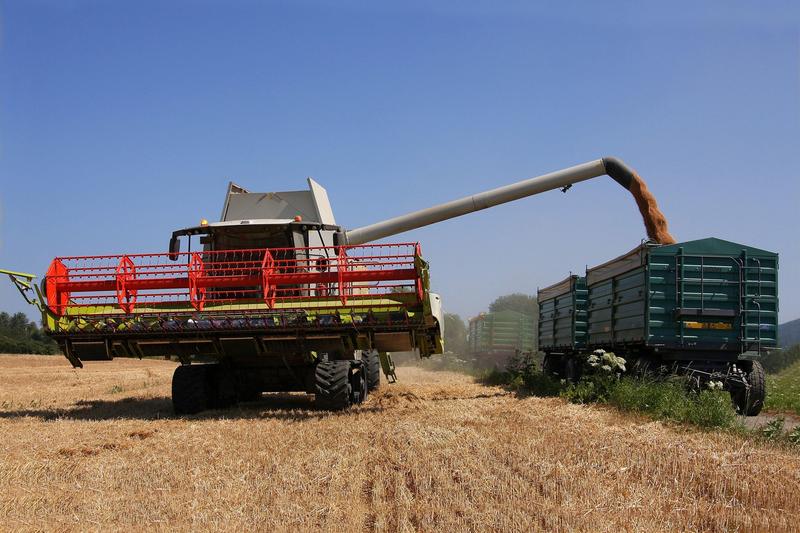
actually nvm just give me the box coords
[3,157,740,414]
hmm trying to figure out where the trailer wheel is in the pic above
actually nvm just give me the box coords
[362,350,381,391]
[563,356,582,383]
[314,360,352,411]
[172,364,212,415]
[732,361,766,416]
[542,355,559,377]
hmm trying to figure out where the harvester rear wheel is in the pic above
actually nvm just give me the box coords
[314,360,352,411]
[172,364,212,415]
[731,361,766,416]
[363,350,381,391]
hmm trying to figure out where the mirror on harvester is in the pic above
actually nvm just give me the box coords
[168,235,180,261]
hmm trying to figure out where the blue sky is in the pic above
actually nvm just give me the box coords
[1,0,799,323]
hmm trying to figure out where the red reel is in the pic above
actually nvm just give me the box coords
[414,244,424,302]
[45,259,70,316]
[338,247,352,306]
[188,253,207,311]
[115,256,138,314]
[261,251,276,308]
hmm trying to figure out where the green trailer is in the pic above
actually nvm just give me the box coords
[468,310,536,368]
[539,237,778,415]
[538,275,588,352]
[585,237,778,355]
[537,275,588,375]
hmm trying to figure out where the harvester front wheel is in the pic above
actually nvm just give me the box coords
[350,364,368,404]
[206,364,238,409]
[363,350,381,391]
[314,360,352,411]
[172,364,212,415]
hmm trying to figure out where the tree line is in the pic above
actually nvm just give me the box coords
[761,343,800,374]
[0,312,59,355]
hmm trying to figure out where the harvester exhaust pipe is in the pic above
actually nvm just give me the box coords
[342,157,674,246]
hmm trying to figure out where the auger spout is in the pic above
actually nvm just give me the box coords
[342,157,674,245]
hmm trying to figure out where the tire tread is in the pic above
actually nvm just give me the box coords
[315,360,351,410]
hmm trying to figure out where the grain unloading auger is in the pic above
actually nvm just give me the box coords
[5,157,653,413]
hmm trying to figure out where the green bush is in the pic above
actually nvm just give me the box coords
[479,368,514,386]
[760,417,785,440]
[521,371,561,397]
[765,360,800,415]
[608,378,685,416]
[788,426,800,445]
[0,312,59,355]
[560,375,736,429]
[488,358,738,430]
[561,375,618,404]
[761,344,800,373]
[0,334,58,355]
[478,351,540,389]
[684,390,738,429]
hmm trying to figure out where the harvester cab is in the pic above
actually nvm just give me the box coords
[4,157,663,414]
[169,178,341,257]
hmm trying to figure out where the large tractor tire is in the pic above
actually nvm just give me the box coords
[172,364,212,415]
[732,361,766,416]
[362,350,381,391]
[314,360,352,411]
[209,364,239,408]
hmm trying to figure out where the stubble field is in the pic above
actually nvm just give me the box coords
[0,354,798,532]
